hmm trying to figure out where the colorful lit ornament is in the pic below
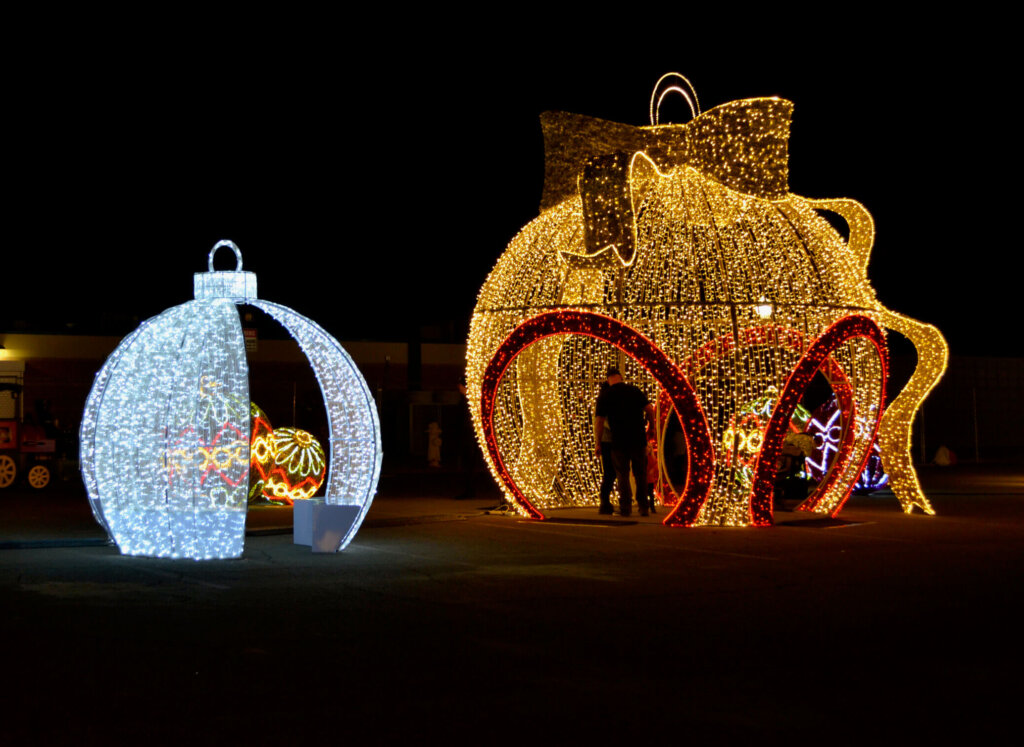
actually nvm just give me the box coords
[81,240,382,558]
[262,426,327,503]
[248,402,275,503]
[719,388,812,491]
[805,394,889,492]
[248,403,328,504]
[467,73,946,526]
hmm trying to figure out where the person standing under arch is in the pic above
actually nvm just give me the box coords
[595,366,656,517]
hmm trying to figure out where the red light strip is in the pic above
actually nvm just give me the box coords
[168,422,249,488]
[482,312,885,527]
[656,327,858,516]
[796,357,856,515]
[480,311,715,525]
[656,325,810,506]
[749,315,887,525]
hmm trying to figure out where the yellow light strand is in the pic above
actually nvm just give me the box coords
[467,80,944,525]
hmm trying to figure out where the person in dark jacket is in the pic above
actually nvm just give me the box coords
[594,366,656,516]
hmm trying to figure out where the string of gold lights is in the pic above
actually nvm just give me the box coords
[466,76,946,526]
[805,198,948,514]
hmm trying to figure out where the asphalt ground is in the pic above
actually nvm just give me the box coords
[2,465,1022,744]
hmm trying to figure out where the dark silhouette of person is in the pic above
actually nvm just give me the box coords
[594,366,656,516]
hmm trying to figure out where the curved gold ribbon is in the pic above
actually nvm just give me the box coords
[805,198,948,515]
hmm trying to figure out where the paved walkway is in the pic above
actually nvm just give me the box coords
[3,462,1022,544]
[2,462,1022,742]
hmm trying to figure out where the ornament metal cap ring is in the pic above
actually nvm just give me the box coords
[209,238,244,271]
[194,239,258,300]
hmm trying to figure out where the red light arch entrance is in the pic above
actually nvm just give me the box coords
[480,312,886,527]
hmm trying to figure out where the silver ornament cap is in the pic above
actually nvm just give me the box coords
[194,239,258,300]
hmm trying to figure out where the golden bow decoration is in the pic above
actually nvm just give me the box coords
[541,97,792,262]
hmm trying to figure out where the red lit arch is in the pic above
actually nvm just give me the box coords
[480,311,714,525]
[480,312,885,528]
[655,325,860,519]
[749,315,887,525]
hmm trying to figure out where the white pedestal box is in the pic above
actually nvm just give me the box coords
[293,499,361,553]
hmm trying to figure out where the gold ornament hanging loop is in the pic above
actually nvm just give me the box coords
[649,72,701,125]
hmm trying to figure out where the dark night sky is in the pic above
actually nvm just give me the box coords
[6,21,1016,357]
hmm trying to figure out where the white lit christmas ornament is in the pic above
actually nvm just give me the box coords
[80,240,382,558]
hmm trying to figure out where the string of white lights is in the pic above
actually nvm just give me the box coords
[250,300,382,551]
[81,322,146,537]
[81,241,382,558]
[84,300,249,559]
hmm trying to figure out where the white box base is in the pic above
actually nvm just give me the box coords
[293,499,361,553]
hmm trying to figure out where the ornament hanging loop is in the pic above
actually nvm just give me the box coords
[196,240,257,300]
[649,72,701,126]
[209,239,243,272]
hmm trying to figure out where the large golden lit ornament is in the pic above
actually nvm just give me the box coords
[262,427,327,503]
[467,73,946,526]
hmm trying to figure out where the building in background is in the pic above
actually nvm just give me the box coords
[1,330,472,474]
[2,332,1020,478]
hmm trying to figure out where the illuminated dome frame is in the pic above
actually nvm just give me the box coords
[466,74,947,527]
[80,241,382,558]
